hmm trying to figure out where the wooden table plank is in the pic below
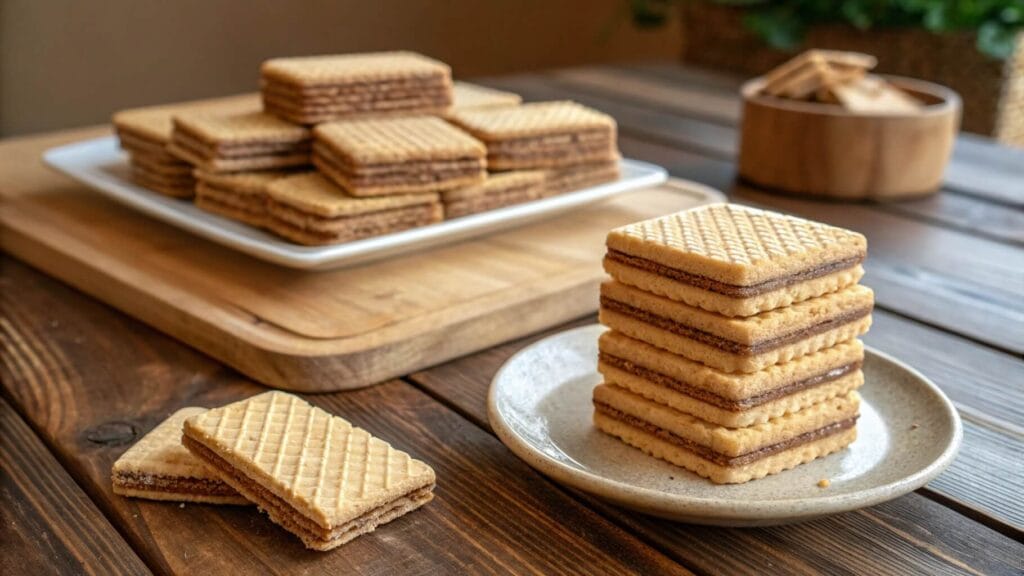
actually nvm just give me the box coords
[0,398,152,576]
[483,73,1024,246]
[576,63,1024,208]
[0,257,690,576]
[407,325,1024,573]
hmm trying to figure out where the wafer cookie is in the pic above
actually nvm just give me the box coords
[313,115,486,196]
[605,203,867,317]
[169,110,311,173]
[182,391,436,551]
[442,170,545,218]
[263,172,442,245]
[599,330,864,427]
[449,100,618,170]
[112,407,247,505]
[446,82,521,115]
[594,384,859,484]
[194,169,296,227]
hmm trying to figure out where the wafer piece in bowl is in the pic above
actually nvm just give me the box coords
[261,51,453,124]
[604,203,867,317]
[598,330,864,427]
[169,110,311,173]
[313,115,486,196]
[593,384,860,484]
[264,172,443,245]
[449,100,618,170]
[195,169,296,227]
[182,391,436,551]
[542,157,621,197]
[112,407,247,505]
[447,81,521,115]
[599,280,873,373]
[442,170,545,218]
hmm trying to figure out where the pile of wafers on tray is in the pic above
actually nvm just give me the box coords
[760,49,923,113]
[112,51,621,246]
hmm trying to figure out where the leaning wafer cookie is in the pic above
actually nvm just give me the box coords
[182,391,436,551]
[112,407,247,505]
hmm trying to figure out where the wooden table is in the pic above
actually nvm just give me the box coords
[2,63,1022,575]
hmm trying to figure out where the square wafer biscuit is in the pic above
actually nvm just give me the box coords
[312,116,486,196]
[195,169,296,228]
[261,51,453,124]
[599,330,864,427]
[264,172,443,245]
[182,391,436,551]
[169,111,311,173]
[605,203,867,317]
[442,170,545,218]
[599,281,873,373]
[112,407,247,505]
[449,100,618,170]
[593,384,860,484]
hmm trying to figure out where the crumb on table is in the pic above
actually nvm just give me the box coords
[817,479,831,488]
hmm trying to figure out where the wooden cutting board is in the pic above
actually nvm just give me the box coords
[0,127,723,391]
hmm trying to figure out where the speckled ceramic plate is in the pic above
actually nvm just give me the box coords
[488,324,961,526]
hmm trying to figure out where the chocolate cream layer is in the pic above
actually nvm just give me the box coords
[183,435,433,546]
[594,402,858,467]
[600,296,872,355]
[599,352,861,411]
[113,471,239,497]
[605,250,863,298]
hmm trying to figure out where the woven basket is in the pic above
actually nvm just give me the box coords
[679,4,1024,146]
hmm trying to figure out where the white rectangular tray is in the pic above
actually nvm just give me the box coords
[43,136,668,270]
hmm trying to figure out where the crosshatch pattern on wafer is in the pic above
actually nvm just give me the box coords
[314,116,485,164]
[172,110,310,144]
[183,391,435,530]
[607,203,867,285]
[261,51,451,87]
[449,100,616,139]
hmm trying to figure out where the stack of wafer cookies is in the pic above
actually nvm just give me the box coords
[761,50,922,113]
[594,203,872,484]
[442,170,545,218]
[261,51,453,124]
[113,94,260,197]
[110,392,437,551]
[194,169,295,227]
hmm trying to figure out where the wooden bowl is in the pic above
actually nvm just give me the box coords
[738,76,961,200]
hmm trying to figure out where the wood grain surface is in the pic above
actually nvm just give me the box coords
[0,398,152,576]
[0,258,687,576]
[3,62,1023,575]
[0,132,716,392]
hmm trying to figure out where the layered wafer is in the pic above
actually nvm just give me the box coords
[448,100,619,170]
[604,203,867,317]
[111,407,247,505]
[182,391,436,551]
[313,115,486,196]
[113,94,261,197]
[169,110,311,173]
[261,51,453,124]
[194,169,296,227]
[542,157,621,197]
[264,172,443,245]
[599,280,872,373]
[442,170,545,218]
[593,384,860,484]
[599,330,864,427]
[446,81,521,115]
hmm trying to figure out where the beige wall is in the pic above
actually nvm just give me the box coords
[0,0,682,136]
